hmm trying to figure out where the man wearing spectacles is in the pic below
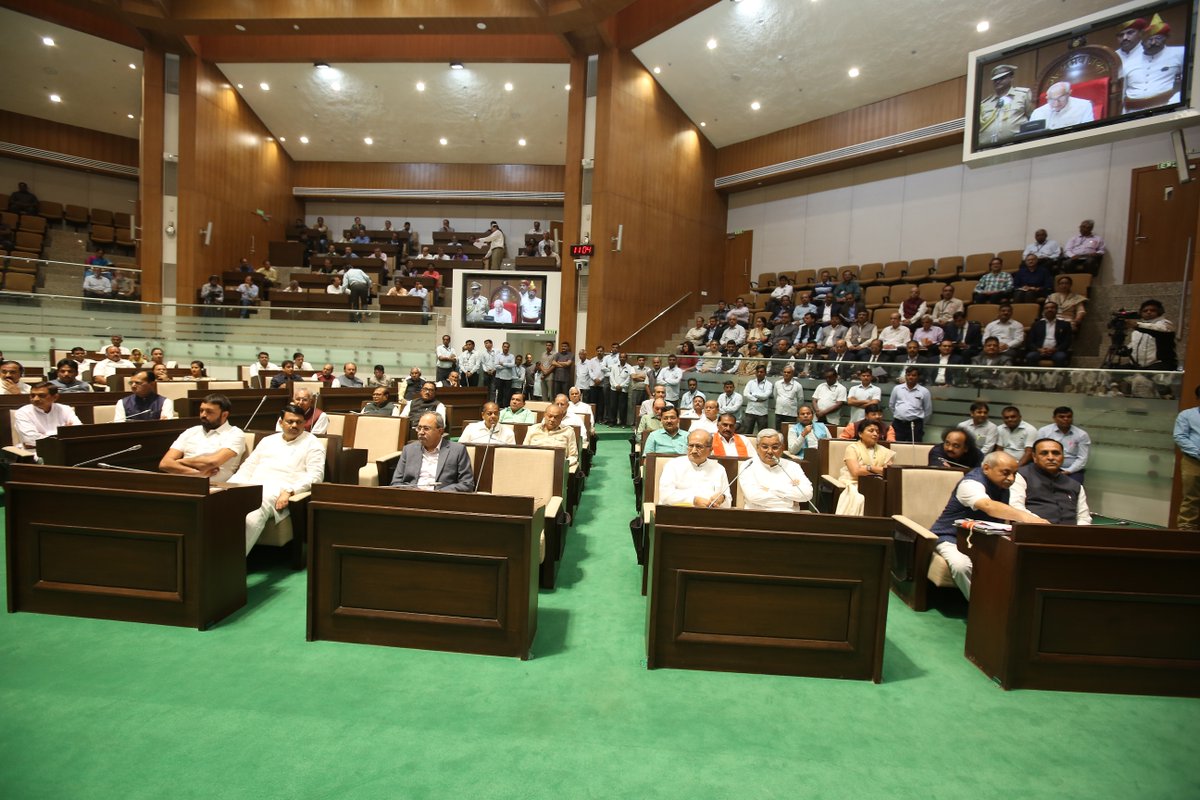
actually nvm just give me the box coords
[114,370,175,421]
[390,411,475,492]
[657,429,730,508]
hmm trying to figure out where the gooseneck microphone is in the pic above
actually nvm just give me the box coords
[243,393,270,430]
[73,444,142,467]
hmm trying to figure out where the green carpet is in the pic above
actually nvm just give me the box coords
[1,435,1198,799]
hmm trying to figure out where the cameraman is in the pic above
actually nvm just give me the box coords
[1126,299,1176,369]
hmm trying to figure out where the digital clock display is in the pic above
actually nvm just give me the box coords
[570,243,595,258]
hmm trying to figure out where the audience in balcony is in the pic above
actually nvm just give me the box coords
[1025,301,1073,367]
[1012,253,1053,303]
[973,257,1013,304]
[1062,219,1106,272]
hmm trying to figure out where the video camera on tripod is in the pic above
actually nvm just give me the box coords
[1102,309,1139,367]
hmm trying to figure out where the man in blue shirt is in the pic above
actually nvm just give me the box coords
[888,367,932,442]
[1174,385,1200,530]
[644,406,687,455]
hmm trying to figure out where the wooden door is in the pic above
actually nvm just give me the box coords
[1125,161,1199,284]
[724,230,753,301]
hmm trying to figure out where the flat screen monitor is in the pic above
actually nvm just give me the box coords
[460,273,546,330]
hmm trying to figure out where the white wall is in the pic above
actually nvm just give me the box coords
[0,157,137,215]
[303,202,564,248]
[728,125,1200,287]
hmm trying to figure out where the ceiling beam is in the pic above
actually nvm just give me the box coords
[194,33,571,63]
[614,0,720,49]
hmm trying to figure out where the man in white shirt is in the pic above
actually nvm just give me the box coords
[229,404,326,555]
[1,360,31,395]
[929,285,964,326]
[679,377,706,411]
[12,382,81,449]
[464,282,488,323]
[743,364,773,434]
[489,299,514,324]
[878,312,912,357]
[657,354,684,403]
[1029,81,1094,129]
[519,284,543,324]
[1022,228,1062,264]
[845,369,881,424]
[563,389,593,449]
[249,351,278,380]
[720,315,747,347]
[458,340,482,387]
[607,351,634,426]
[983,303,1025,353]
[811,369,847,425]
[473,221,507,271]
[738,429,814,512]
[658,429,730,508]
[289,388,330,435]
[435,335,457,381]
[691,399,721,435]
[459,401,517,445]
[90,346,134,388]
[1123,16,1185,109]
[479,339,498,400]
[639,384,671,420]
[773,365,803,427]
[158,393,246,482]
[997,405,1037,465]
[712,413,752,459]
[957,401,999,454]
[717,380,743,424]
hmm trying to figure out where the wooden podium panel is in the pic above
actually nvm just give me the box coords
[306,485,540,659]
[267,292,353,321]
[185,388,289,432]
[5,465,261,629]
[964,525,1200,697]
[647,507,892,681]
[379,294,425,324]
[37,418,193,471]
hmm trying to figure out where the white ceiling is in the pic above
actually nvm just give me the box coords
[216,62,571,164]
[633,0,1118,148]
[0,7,142,139]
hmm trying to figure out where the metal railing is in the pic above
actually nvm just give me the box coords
[617,292,693,348]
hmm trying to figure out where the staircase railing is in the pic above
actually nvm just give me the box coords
[617,292,693,348]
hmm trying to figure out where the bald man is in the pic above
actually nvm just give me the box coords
[657,429,730,508]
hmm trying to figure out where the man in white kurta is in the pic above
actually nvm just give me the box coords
[1029,82,1094,129]
[158,394,246,482]
[12,383,81,448]
[773,365,803,426]
[691,400,721,435]
[738,429,814,512]
[657,429,731,508]
[229,406,326,554]
[459,402,517,445]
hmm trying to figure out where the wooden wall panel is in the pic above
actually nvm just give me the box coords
[138,47,165,303]
[177,58,301,305]
[0,110,139,171]
[587,48,726,353]
[556,55,589,347]
[615,0,720,49]
[291,162,565,193]
[716,78,968,180]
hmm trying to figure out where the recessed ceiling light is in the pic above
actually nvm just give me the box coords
[127,113,134,119]
[476,22,487,30]
[750,101,761,110]
[42,36,55,47]
[700,121,706,127]
[49,94,61,103]
[450,61,464,70]
[128,63,137,70]
[415,81,425,91]
[234,24,246,31]
[976,20,990,33]
[314,62,331,70]
[293,24,300,31]
[848,67,860,78]
[299,136,309,144]
[364,136,373,145]
[653,66,661,74]
[706,38,718,50]
[236,83,244,89]
[265,137,273,142]
[504,82,513,91]
[518,138,527,146]
[259,82,270,91]
[439,137,448,145]
[278,137,285,142]
[564,83,571,91]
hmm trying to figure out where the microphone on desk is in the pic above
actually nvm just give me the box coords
[243,393,270,430]
[707,464,738,508]
[122,407,157,420]
[99,462,154,473]
[471,426,496,493]
[938,457,971,470]
[73,443,142,467]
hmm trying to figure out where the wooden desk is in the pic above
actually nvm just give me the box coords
[312,386,372,414]
[379,294,425,324]
[1,393,124,447]
[306,485,540,659]
[436,387,488,435]
[37,418,193,471]
[432,231,485,246]
[267,291,353,322]
[646,507,892,681]
[185,388,290,432]
[963,524,1200,697]
[5,464,261,629]
[307,256,389,274]
[268,240,306,267]
[514,256,560,270]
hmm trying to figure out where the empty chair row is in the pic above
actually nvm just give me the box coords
[757,251,1039,293]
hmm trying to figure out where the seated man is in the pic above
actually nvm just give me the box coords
[1012,253,1053,304]
[941,310,983,361]
[158,393,245,482]
[983,304,1025,354]
[679,378,706,411]
[249,352,279,380]
[1025,301,1072,367]
[644,406,687,455]
[929,452,1047,599]
[290,387,329,434]
[499,392,536,424]
[922,340,964,387]
[1009,438,1092,525]
[360,386,400,416]
[525,404,579,469]
[973,258,1014,304]
[399,381,447,430]
[970,336,1013,389]
[309,363,334,385]
[114,370,175,421]
[331,362,363,388]
[636,398,666,440]
[1062,219,1106,272]
[738,428,814,512]
[269,360,299,388]
[12,382,81,450]
[957,401,999,453]
[90,346,133,388]
[460,401,517,444]
[692,399,721,435]
[638,384,671,419]
[680,395,706,421]
[712,412,752,458]
[658,429,731,508]
[49,358,92,393]
[786,404,829,458]
[878,312,912,357]
[230,404,327,554]
[390,411,475,491]
[928,428,982,470]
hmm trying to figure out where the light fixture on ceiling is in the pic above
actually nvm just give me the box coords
[314,61,331,70]
[564,83,571,91]
[416,81,425,91]
[706,38,718,50]
[364,136,373,145]
[700,121,706,127]
[449,61,464,70]
[129,63,137,70]
[750,101,761,110]
[476,22,487,30]
[278,137,286,142]
[518,138,527,146]
[653,66,661,74]
[234,24,246,31]
[299,136,309,144]
[237,83,244,89]
[259,82,270,91]
[439,137,448,145]
[42,36,55,47]
[976,21,990,33]
[49,94,61,103]
[504,82,513,91]
[127,113,134,119]
[265,137,273,143]
[293,24,300,31]
[848,67,860,78]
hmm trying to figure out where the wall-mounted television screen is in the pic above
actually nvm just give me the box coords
[965,1,1197,164]
[460,274,546,330]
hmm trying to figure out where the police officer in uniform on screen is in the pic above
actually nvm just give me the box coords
[978,64,1033,145]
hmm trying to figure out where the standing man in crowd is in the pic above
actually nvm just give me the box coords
[889,367,932,442]
[1174,386,1200,530]
[1036,406,1090,483]
[435,335,457,382]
